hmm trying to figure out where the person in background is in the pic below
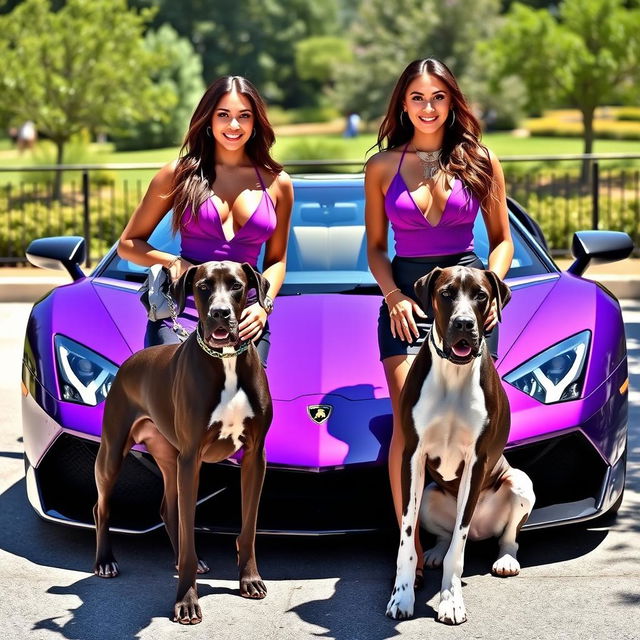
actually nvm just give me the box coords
[17,120,37,152]
[344,112,361,138]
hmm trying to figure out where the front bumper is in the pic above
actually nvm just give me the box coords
[23,425,625,535]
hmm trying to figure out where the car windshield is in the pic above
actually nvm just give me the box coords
[96,179,553,294]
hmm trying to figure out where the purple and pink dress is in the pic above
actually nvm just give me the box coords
[145,166,277,363]
[377,144,498,359]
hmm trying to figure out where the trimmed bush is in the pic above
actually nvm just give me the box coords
[616,108,640,122]
[0,181,131,261]
[279,138,350,173]
[525,110,640,140]
[268,106,341,126]
[26,138,116,187]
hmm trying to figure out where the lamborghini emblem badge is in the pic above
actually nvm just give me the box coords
[307,404,333,424]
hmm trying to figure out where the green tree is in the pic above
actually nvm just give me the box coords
[0,0,162,196]
[333,0,438,121]
[113,24,205,151]
[334,0,501,122]
[134,0,341,108]
[484,0,640,173]
[295,36,353,87]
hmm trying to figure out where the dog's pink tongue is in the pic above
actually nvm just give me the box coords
[452,341,472,357]
[213,329,229,340]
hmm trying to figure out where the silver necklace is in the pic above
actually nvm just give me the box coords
[414,147,441,179]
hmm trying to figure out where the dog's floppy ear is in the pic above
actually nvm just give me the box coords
[241,262,271,309]
[413,267,443,316]
[170,265,197,315]
[484,270,511,323]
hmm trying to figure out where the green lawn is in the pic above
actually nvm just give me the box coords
[275,132,640,162]
[94,145,178,164]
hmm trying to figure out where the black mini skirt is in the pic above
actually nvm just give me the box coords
[377,252,499,361]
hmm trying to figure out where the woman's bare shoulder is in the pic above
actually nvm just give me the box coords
[480,146,505,176]
[150,161,178,190]
[274,169,292,188]
[365,149,401,181]
[260,168,292,195]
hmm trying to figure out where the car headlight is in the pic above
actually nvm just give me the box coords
[54,335,118,406]
[503,330,590,404]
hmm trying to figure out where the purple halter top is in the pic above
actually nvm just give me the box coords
[180,166,277,267]
[384,144,480,257]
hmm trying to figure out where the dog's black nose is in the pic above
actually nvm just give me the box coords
[453,316,475,332]
[209,306,231,320]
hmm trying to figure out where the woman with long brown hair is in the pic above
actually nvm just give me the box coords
[119,75,293,358]
[365,58,513,588]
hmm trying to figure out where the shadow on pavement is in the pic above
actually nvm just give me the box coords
[1,302,637,638]
[0,471,612,639]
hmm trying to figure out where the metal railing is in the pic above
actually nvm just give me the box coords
[0,153,638,265]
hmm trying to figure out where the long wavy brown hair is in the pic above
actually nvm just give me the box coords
[376,58,495,209]
[170,76,282,232]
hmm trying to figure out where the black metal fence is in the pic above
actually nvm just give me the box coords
[0,153,638,266]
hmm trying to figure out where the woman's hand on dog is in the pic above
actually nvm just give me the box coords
[239,303,268,342]
[386,291,426,343]
[484,299,498,332]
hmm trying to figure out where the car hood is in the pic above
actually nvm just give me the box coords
[261,275,561,469]
[87,272,615,470]
[90,273,562,375]
[266,274,560,402]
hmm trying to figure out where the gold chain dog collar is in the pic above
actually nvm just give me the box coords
[196,326,251,359]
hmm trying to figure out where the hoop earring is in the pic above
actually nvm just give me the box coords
[206,126,212,137]
[250,129,256,139]
[400,111,409,127]
[449,111,456,128]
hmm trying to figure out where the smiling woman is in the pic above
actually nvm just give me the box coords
[117,76,294,360]
[365,58,515,587]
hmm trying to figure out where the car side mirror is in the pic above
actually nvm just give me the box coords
[26,236,86,281]
[567,231,634,277]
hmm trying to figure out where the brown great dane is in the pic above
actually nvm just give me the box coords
[93,261,272,624]
[386,266,535,624]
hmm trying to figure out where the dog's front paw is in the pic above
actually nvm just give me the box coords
[94,558,119,578]
[173,586,202,625]
[437,589,467,625]
[424,542,448,569]
[386,584,415,620]
[492,553,520,577]
[240,574,267,599]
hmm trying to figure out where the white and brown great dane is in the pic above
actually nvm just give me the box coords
[386,266,535,625]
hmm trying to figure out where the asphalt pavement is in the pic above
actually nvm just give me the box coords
[0,301,638,640]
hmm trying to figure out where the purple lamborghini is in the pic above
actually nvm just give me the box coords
[22,176,633,534]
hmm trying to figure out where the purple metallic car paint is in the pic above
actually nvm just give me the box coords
[24,268,627,472]
[500,274,626,393]
[495,277,559,367]
[501,273,628,462]
[96,288,394,468]
[25,280,133,442]
[27,279,133,396]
